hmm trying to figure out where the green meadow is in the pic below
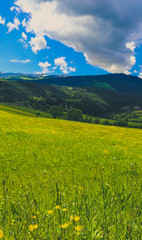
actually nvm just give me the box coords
[0,110,142,239]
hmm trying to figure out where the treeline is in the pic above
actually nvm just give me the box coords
[38,105,142,128]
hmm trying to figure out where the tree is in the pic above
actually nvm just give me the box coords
[36,111,41,117]
[48,105,64,118]
[113,120,128,127]
[66,108,83,122]
[94,118,100,124]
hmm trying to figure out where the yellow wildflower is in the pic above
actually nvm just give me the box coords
[29,224,38,231]
[70,215,80,222]
[55,205,61,210]
[47,210,53,214]
[62,208,67,212]
[60,222,70,229]
[75,226,83,232]
[73,216,80,222]
[0,230,4,238]
[32,216,36,219]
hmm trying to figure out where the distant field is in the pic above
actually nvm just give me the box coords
[0,110,142,239]
[0,104,52,118]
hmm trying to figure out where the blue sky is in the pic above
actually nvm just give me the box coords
[0,0,142,77]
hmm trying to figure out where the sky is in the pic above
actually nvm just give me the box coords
[1,0,142,77]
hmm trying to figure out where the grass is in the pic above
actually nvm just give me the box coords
[0,104,52,118]
[0,110,142,239]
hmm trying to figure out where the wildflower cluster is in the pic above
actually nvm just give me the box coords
[29,224,38,231]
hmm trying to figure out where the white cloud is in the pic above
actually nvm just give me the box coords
[38,61,51,69]
[52,66,57,70]
[22,18,27,28]
[15,0,142,73]
[69,66,76,72]
[38,57,75,74]
[29,34,49,54]
[19,38,28,48]
[22,32,27,40]
[134,70,137,73]
[38,60,52,74]
[126,42,136,52]
[10,6,15,11]
[0,16,5,25]
[138,72,142,78]
[55,57,67,70]
[10,59,31,63]
[129,56,136,66]
[18,32,28,48]
[10,6,21,14]
[7,17,20,33]
[54,57,76,74]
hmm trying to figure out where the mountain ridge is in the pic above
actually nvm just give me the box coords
[1,73,142,95]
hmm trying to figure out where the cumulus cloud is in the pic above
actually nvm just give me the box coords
[54,57,76,74]
[54,57,68,74]
[29,34,49,54]
[38,57,75,74]
[10,59,31,63]
[0,16,5,25]
[7,17,20,33]
[38,60,52,74]
[14,0,142,73]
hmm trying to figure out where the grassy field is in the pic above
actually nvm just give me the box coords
[0,104,52,118]
[0,110,142,239]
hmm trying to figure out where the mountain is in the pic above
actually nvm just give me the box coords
[33,74,142,95]
[1,73,142,95]
[0,75,142,117]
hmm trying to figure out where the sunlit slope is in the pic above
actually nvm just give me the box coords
[0,104,52,118]
[0,105,36,117]
[0,110,141,167]
[0,110,142,239]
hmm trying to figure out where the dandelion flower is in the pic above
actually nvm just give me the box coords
[29,224,38,231]
[60,222,70,229]
[62,208,67,212]
[0,230,4,238]
[55,205,61,210]
[47,210,53,214]
[32,216,36,219]
[75,226,83,231]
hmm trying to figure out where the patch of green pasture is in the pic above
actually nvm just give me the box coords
[0,104,52,118]
[0,110,142,239]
